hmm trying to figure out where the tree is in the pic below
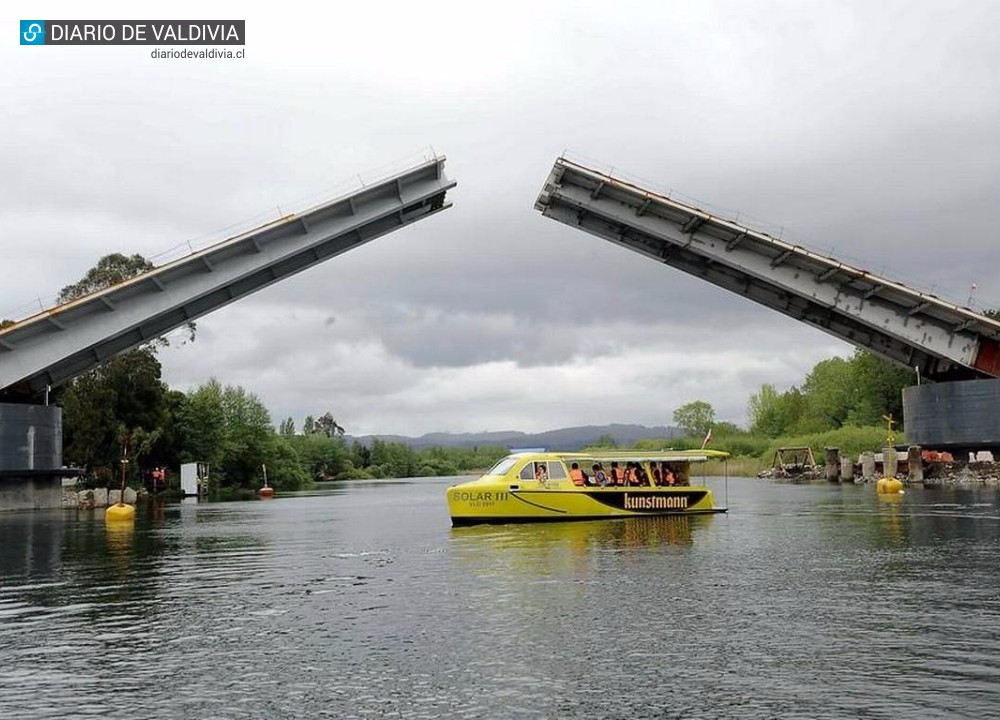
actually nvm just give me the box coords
[178,378,227,472]
[57,253,195,343]
[218,384,273,485]
[672,401,715,438]
[61,346,170,482]
[847,349,914,426]
[278,417,296,436]
[177,379,315,490]
[289,433,350,480]
[800,357,854,430]
[591,433,618,448]
[314,412,345,438]
[58,253,154,303]
[302,415,315,435]
[748,384,783,437]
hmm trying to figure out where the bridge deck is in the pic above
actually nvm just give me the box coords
[535,157,1000,382]
[0,157,455,398]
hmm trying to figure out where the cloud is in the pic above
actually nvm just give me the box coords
[3,1,998,435]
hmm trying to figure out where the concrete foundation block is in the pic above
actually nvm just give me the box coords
[840,456,854,482]
[861,451,876,481]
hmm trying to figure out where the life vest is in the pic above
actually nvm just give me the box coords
[613,467,625,485]
[569,468,585,486]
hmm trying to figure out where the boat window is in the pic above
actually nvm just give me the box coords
[519,462,536,481]
[546,461,567,480]
[487,456,520,476]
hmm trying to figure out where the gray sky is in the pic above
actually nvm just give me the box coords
[3,1,999,435]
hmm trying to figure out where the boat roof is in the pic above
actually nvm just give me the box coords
[503,449,729,463]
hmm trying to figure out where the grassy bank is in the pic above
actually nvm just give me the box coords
[619,424,901,477]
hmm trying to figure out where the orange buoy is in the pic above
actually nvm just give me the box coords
[258,463,274,498]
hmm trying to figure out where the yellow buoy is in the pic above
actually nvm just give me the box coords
[106,502,136,523]
[876,477,904,494]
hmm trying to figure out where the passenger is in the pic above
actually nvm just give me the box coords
[624,462,638,486]
[611,461,625,486]
[636,463,650,486]
[569,462,587,486]
[534,463,548,482]
[592,463,609,487]
[662,463,676,486]
[651,463,663,486]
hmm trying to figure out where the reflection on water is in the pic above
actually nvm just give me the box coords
[2,480,1000,719]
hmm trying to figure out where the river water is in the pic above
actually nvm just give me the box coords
[1,478,999,719]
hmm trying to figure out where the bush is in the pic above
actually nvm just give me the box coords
[762,425,899,465]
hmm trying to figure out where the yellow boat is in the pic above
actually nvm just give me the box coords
[447,450,728,526]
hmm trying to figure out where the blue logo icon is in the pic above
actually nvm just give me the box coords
[20,20,46,45]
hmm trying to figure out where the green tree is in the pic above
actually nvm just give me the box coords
[302,415,316,435]
[61,347,170,482]
[591,433,618,448]
[847,349,914,426]
[178,378,227,471]
[748,384,805,437]
[58,252,195,343]
[278,416,296,436]
[352,441,372,469]
[262,435,310,490]
[178,379,308,490]
[58,253,153,302]
[289,433,350,480]
[800,357,854,430]
[748,384,783,437]
[314,412,345,438]
[218,384,273,485]
[673,400,715,438]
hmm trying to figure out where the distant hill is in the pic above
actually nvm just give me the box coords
[346,423,682,451]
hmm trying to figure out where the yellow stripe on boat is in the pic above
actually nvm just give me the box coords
[447,450,728,526]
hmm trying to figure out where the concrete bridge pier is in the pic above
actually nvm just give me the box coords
[0,403,75,511]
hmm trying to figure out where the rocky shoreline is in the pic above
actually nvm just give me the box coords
[61,487,150,509]
[922,461,1000,485]
[759,459,1000,485]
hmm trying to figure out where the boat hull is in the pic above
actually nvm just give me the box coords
[448,485,724,526]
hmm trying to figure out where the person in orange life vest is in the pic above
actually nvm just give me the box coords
[592,463,609,487]
[661,462,676,486]
[569,462,587,486]
[611,461,625,486]
[623,462,636,486]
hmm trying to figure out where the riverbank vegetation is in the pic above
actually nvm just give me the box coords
[53,254,504,495]
[588,348,914,476]
[52,254,965,491]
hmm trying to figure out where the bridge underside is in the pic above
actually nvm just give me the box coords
[0,157,455,400]
[535,158,1000,383]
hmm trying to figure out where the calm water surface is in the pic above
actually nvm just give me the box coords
[2,478,1000,719]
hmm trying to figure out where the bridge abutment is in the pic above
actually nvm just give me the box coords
[903,379,1000,452]
[0,403,71,511]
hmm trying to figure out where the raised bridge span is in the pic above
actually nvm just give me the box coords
[535,157,1000,382]
[0,156,454,399]
[535,157,1000,450]
[0,156,454,510]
